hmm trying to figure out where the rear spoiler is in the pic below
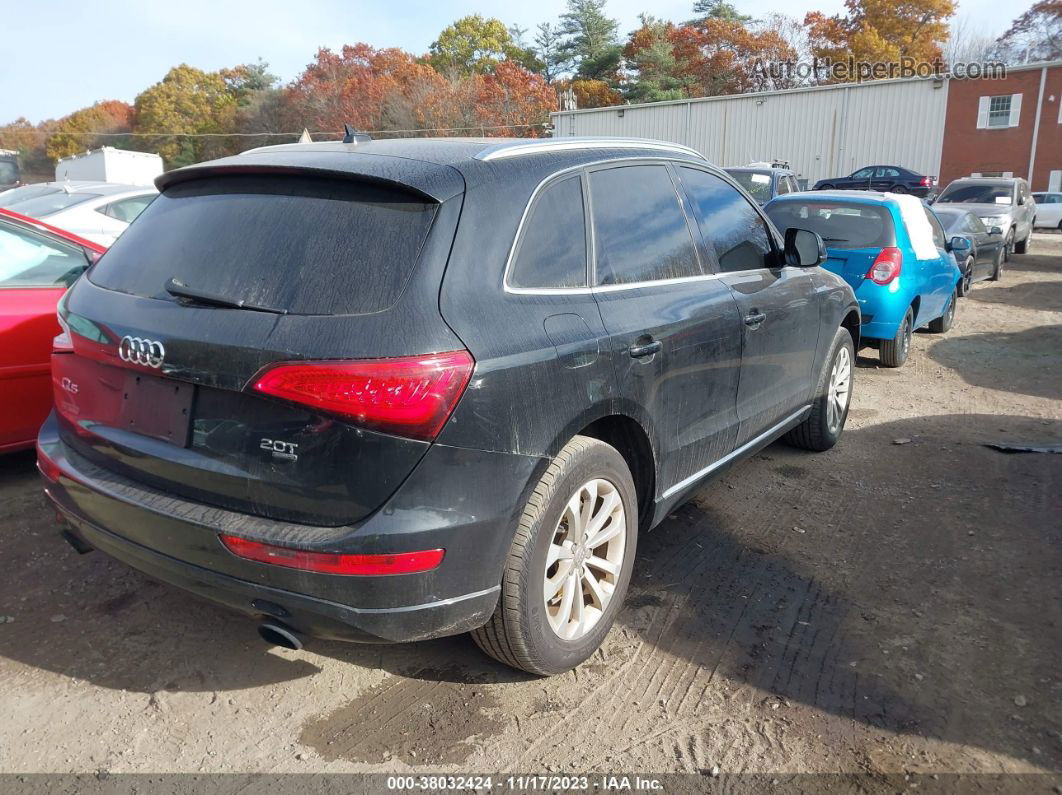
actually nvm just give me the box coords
[156,150,464,203]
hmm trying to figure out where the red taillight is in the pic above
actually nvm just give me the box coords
[920,177,930,187]
[250,351,474,441]
[867,247,903,285]
[36,442,61,482]
[219,534,444,576]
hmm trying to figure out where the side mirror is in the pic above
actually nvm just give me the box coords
[948,236,971,252]
[784,227,826,267]
[989,226,1003,236]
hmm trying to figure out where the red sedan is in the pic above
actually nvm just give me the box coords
[0,208,106,452]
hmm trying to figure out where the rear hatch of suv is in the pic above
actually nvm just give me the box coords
[53,158,469,527]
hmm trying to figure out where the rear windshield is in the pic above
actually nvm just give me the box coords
[936,184,1012,205]
[766,200,895,249]
[726,170,774,203]
[89,175,438,315]
[6,191,100,217]
[0,184,61,207]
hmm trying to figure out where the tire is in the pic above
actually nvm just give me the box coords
[1003,229,1015,261]
[784,327,855,452]
[957,256,973,297]
[989,247,1004,281]
[1014,232,1030,254]
[471,436,638,676]
[818,183,834,190]
[890,184,908,194]
[928,288,957,333]
[879,307,913,368]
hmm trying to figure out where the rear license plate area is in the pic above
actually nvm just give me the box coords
[120,372,194,446]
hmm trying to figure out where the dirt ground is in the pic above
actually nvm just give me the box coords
[0,236,1059,786]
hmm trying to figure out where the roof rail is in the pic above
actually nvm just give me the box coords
[475,137,704,162]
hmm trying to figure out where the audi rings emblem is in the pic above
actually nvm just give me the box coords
[118,336,166,369]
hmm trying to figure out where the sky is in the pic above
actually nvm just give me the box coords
[2,0,1033,124]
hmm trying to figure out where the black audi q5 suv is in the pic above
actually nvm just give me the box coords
[38,136,859,675]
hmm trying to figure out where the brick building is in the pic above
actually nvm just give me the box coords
[941,61,1062,192]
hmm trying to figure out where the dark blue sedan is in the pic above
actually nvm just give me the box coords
[813,165,936,198]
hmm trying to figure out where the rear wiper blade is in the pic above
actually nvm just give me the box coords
[164,278,288,315]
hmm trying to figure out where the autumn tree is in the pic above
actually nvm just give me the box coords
[805,0,956,79]
[133,65,237,166]
[429,15,533,76]
[624,16,690,102]
[559,0,623,84]
[45,100,134,161]
[996,0,1062,63]
[554,78,624,108]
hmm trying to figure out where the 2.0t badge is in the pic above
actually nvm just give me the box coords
[118,336,165,369]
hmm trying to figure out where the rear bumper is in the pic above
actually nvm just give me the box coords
[38,413,545,643]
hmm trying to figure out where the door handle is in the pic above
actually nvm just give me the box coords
[629,340,662,358]
[744,311,767,327]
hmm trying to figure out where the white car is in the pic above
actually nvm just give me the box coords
[1032,192,1062,231]
[0,181,156,246]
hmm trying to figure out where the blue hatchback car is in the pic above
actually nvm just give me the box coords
[765,191,963,367]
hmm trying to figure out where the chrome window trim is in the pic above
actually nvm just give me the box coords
[477,138,704,162]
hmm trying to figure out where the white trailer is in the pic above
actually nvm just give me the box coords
[55,147,163,186]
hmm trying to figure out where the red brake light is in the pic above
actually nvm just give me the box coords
[219,534,444,576]
[867,247,903,285]
[250,351,474,441]
[920,177,930,187]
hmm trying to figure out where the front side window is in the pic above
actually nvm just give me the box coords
[776,175,792,195]
[988,95,1012,128]
[509,176,587,289]
[681,167,775,271]
[589,165,701,285]
[0,222,88,287]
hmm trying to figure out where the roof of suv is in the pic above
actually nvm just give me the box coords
[156,137,709,201]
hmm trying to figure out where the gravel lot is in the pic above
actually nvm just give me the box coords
[0,236,1059,785]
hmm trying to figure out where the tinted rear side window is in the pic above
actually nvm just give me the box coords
[589,165,700,285]
[680,167,774,272]
[89,175,437,315]
[509,175,587,288]
[765,200,895,250]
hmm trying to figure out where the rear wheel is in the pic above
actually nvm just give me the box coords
[957,256,973,297]
[819,183,834,190]
[890,184,908,194]
[784,327,854,452]
[928,288,957,333]
[879,308,913,368]
[471,436,638,676]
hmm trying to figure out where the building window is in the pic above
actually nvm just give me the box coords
[977,93,1022,129]
[988,95,1011,127]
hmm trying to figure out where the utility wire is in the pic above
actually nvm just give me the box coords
[9,121,552,138]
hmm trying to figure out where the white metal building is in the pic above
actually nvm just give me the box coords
[550,77,950,187]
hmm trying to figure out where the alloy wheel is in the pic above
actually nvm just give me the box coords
[544,478,626,641]
[826,346,852,433]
